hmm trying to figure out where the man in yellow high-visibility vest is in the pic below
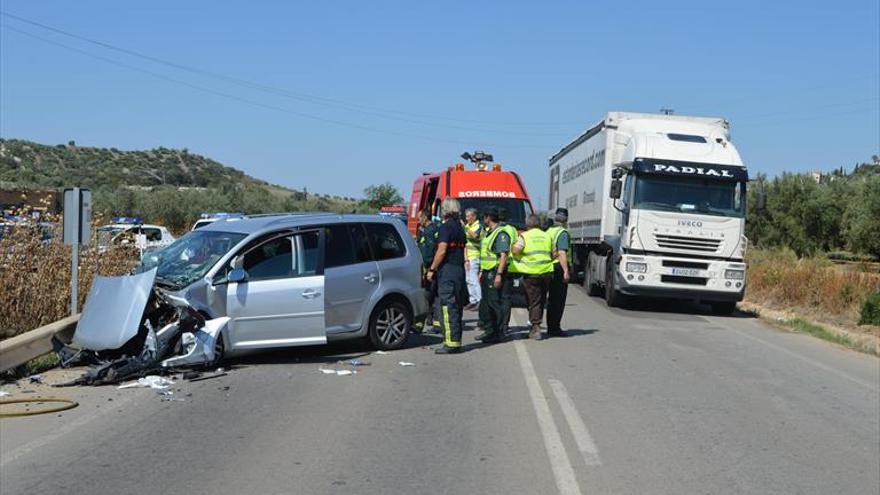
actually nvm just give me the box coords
[463,207,483,310]
[546,208,571,337]
[512,214,555,340]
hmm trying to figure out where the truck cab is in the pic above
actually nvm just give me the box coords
[407,161,534,236]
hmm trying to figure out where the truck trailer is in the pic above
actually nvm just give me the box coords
[548,112,749,314]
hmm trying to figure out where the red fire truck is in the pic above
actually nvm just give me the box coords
[406,152,534,236]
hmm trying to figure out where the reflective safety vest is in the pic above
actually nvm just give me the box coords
[546,226,571,266]
[465,221,482,260]
[480,224,517,271]
[511,228,554,275]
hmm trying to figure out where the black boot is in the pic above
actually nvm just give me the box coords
[434,346,462,354]
[475,331,500,343]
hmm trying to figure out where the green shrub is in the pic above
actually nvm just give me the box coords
[859,291,880,325]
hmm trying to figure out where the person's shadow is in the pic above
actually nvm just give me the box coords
[458,327,599,352]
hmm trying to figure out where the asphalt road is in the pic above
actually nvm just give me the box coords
[2,286,879,495]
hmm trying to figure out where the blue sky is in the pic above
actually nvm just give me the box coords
[1,1,878,207]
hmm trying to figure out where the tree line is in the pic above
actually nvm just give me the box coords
[746,159,880,258]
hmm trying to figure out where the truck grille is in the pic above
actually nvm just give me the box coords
[654,234,721,253]
[661,275,708,286]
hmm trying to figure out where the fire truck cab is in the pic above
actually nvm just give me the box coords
[407,158,534,236]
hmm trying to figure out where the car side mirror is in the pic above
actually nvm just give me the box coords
[755,191,766,210]
[609,179,622,199]
[228,256,247,283]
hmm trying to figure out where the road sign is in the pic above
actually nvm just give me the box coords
[63,188,92,246]
[63,188,92,315]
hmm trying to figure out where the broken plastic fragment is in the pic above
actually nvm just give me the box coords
[374,350,389,355]
[161,317,229,368]
[335,370,354,376]
[319,369,337,375]
[29,375,43,384]
[398,361,416,367]
[117,375,175,390]
[0,391,10,397]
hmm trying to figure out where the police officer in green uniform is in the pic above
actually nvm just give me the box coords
[416,208,441,332]
[546,208,571,337]
[512,214,555,340]
[476,207,518,344]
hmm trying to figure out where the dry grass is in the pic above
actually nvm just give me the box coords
[746,248,880,335]
[0,213,140,340]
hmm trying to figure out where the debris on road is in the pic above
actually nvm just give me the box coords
[52,269,230,386]
[29,374,43,384]
[319,367,358,376]
[398,361,416,367]
[374,350,389,355]
[0,390,10,397]
[117,375,175,390]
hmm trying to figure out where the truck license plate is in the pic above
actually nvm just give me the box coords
[671,268,701,277]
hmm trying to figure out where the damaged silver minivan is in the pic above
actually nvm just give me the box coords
[139,213,428,356]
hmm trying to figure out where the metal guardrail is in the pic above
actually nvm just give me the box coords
[0,315,79,372]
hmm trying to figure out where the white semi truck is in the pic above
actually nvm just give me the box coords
[548,112,749,314]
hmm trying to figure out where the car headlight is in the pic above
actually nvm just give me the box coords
[724,269,745,280]
[625,262,648,273]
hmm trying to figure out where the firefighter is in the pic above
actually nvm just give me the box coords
[476,207,517,344]
[546,208,571,337]
[426,198,467,354]
[512,214,555,340]
[463,207,483,310]
[416,208,441,333]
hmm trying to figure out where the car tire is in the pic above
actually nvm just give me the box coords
[584,255,602,297]
[368,299,412,351]
[605,257,626,308]
[709,301,737,316]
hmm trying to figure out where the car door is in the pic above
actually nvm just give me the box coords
[226,229,326,350]
[323,223,380,334]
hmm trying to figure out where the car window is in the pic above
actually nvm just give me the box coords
[244,236,293,280]
[324,224,355,268]
[295,231,320,276]
[364,223,406,260]
[350,223,373,263]
[243,231,321,280]
[143,228,162,242]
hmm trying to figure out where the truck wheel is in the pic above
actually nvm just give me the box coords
[605,257,625,308]
[583,256,602,297]
[709,301,737,315]
[368,300,412,350]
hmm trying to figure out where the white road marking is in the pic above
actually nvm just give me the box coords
[548,379,602,467]
[713,319,880,393]
[511,312,583,495]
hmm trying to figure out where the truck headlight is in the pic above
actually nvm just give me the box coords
[724,269,745,280]
[625,262,648,273]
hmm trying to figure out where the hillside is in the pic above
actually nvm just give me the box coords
[2,138,299,193]
[0,138,364,230]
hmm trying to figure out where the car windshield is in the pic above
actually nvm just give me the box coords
[633,174,745,217]
[96,226,127,246]
[456,198,533,229]
[138,230,246,289]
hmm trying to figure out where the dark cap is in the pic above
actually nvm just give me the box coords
[554,207,569,221]
[482,206,501,222]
